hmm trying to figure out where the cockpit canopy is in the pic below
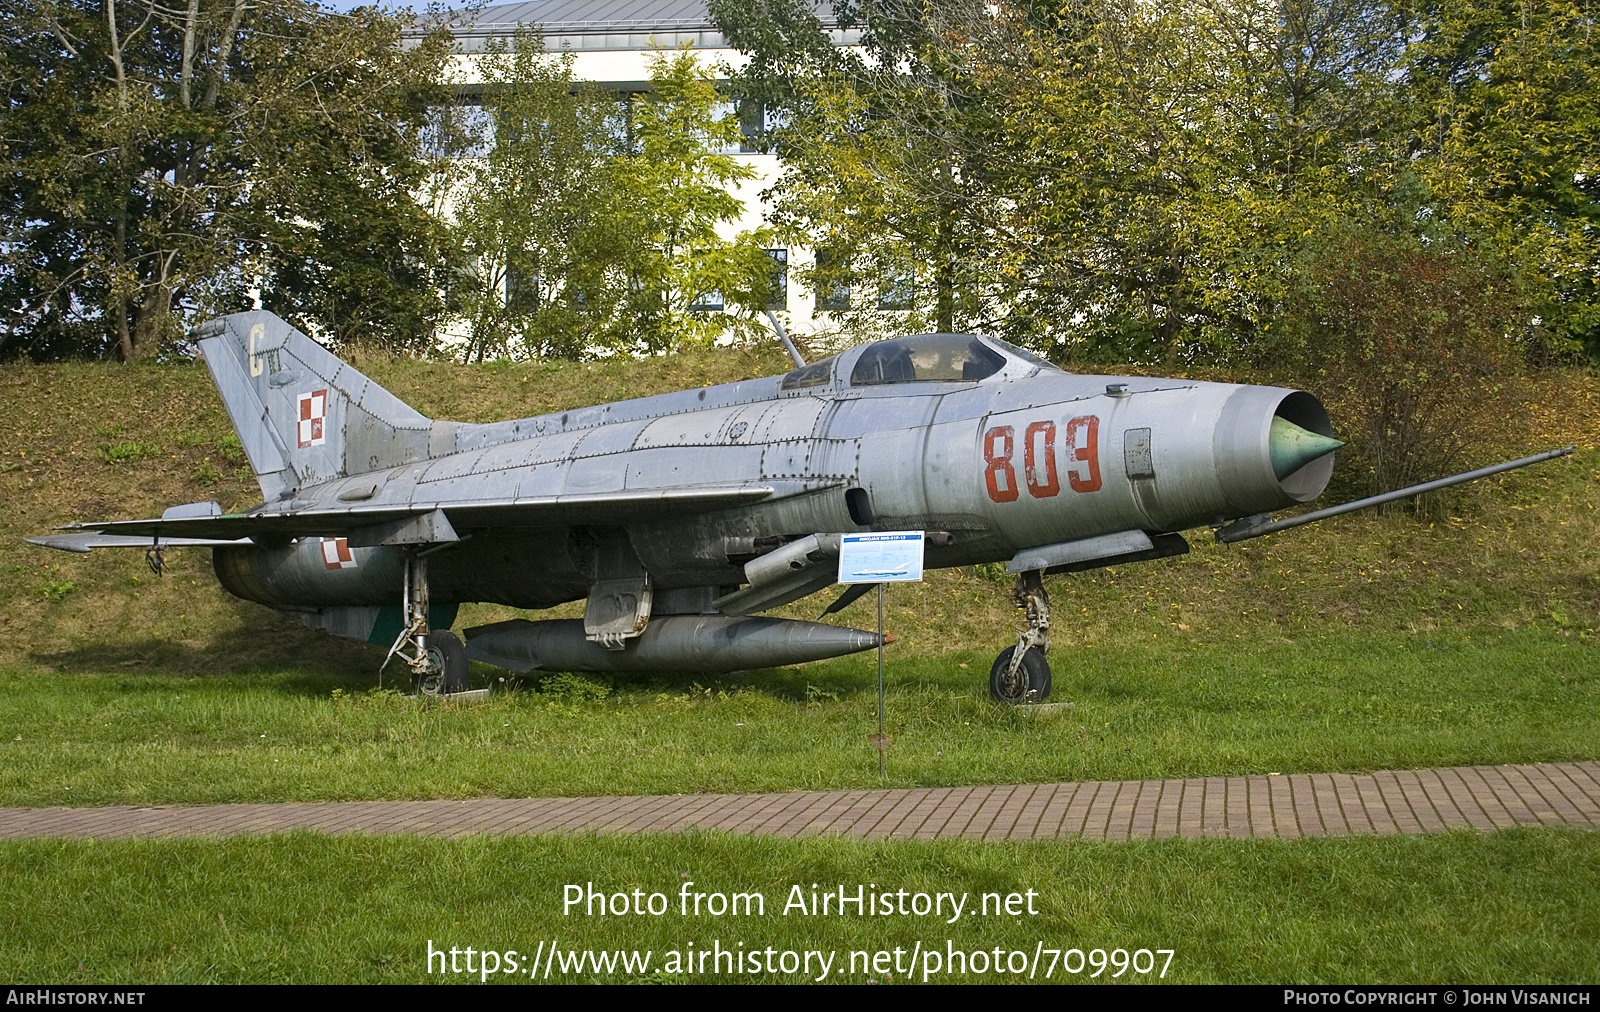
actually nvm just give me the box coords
[850,333,1007,385]
[780,333,1049,392]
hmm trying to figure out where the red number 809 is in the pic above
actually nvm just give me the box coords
[983,415,1100,503]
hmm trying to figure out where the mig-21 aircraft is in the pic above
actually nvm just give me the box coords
[30,311,1572,702]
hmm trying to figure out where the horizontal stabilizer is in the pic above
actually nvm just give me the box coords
[50,485,776,542]
[163,501,224,520]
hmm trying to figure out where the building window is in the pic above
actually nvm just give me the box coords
[814,249,851,313]
[739,98,765,153]
[423,101,493,159]
[689,289,725,312]
[698,98,735,155]
[505,263,538,314]
[608,92,639,156]
[766,249,788,311]
[878,265,915,311]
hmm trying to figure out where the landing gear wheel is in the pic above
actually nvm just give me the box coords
[412,630,469,697]
[989,646,1051,704]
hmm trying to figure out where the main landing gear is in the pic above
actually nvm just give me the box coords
[382,548,469,697]
[990,569,1052,704]
[414,630,469,696]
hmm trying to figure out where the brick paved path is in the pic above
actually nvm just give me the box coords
[2,762,1596,843]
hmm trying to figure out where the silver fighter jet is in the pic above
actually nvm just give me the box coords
[31,312,1570,701]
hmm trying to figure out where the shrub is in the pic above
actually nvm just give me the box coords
[1288,224,1525,496]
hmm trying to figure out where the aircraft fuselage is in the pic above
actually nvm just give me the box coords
[214,335,1334,613]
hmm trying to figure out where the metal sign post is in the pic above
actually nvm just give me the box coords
[876,581,884,775]
[838,531,925,777]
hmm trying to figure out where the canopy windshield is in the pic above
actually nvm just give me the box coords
[849,334,1007,386]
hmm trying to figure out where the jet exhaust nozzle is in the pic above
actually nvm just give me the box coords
[462,615,886,673]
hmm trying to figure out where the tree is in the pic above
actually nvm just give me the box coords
[715,0,1015,339]
[250,13,462,356]
[981,0,1413,366]
[720,0,1600,368]
[449,30,634,361]
[1402,0,1600,362]
[711,0,1468,365]
[450,39,779,359]
[609,47,780,353]
[0,1,457,360]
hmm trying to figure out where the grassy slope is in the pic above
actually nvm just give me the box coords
[6,352,1598,662]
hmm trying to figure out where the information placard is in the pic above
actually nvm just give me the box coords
[838,531,925,584]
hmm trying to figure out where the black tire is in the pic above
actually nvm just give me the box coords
[989,645,1051,704]
[413,629,470,696]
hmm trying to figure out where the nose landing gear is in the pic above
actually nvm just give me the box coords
[990,569,1052,703]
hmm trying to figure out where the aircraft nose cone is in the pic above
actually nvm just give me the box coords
[1270,416,1344,479]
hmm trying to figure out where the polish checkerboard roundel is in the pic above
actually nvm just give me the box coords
[298,389,328,448]
[320,538,355,570]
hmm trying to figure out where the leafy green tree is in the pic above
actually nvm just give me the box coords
[717,0,1537,368]
[449,30,633,361]
[609,47,779,352]
[1403,0,1600,362]
[1288,220,1526,495]
[715,0,1012,339]
[0,0,457,360]
[451,39,778,359]
[250,12,462,356]
[983,0,1412,366]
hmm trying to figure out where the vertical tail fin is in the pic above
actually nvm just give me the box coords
[194,311,450,500]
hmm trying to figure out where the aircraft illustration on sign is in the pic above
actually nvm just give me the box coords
[30,312,1570,702]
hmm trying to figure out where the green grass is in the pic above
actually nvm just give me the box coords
[96,440,163,464]
[0,626,1593,806]
[2,829,1596,983]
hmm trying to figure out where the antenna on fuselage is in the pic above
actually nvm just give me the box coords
[763,309,805,368]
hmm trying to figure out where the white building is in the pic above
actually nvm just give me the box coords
[430,0,858,342]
